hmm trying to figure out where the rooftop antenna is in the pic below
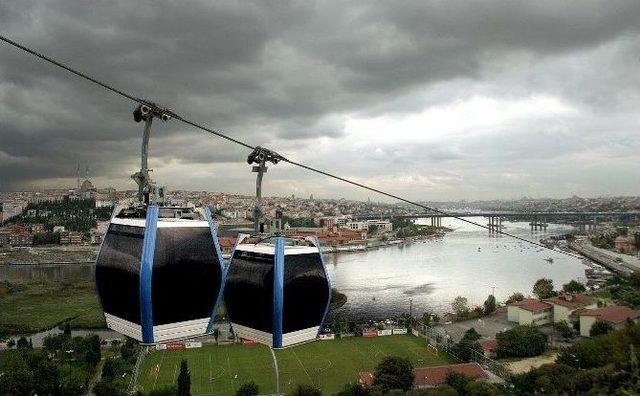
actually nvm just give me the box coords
[131,102,172,205]
[247,147,283,233]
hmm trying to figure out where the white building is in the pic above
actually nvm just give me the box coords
[543,294,597,323]
[578,306,640,337]
[366,219,393,232]
[507,299,553,326]
[346,221,368,231]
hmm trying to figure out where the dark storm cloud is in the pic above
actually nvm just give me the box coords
[1,1,639,197]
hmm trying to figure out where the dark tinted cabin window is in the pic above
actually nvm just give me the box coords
[152,227,221,325]
[225,250,274,333]
[95,224,144,324]
[283,252,329,333]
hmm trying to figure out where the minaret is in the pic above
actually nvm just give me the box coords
[76,163,81,190]
[85,165,89,181]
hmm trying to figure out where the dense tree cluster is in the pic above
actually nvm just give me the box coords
[607,274,640,308]
[495,325,547,358]
[395,224,439,238]
[372,356,415,393]
[553,320,576,339]
[562,280,586,294]
[451,328,483,362]
[0,333,102,395]
[94,338,140,396]
[236,381,259,396]
[6,198,113,234]
[513,323,640,394]
[505,292,524,304]
[283,216,317,228]
[289,384,323,395]
[532,278,555,299]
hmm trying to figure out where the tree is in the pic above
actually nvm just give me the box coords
[483,295,496,315]
[102,359,115,380]
[177,359,191,396]
[590,321,614,337]
[563,280,586,294]
[0,355,35,395]
[506,292,524,304]
[452,338,483,362]
[420,312,439,326]
[120,338,137,363]
[532,278,555,299]
[148,385,179,396]
[32,355,60,396]
[58,364,86,396]
[465,380,498,396]
[445,372,473,394]
[64,322,72,337]
[451,296,469,317]
[407,386,457,396]
[554,321,576,339]
[84,334,101,366]
[213,328,220,344]
[462,328,482,342]
[495,325,548,358]
[16,336,31,350]
[332,314,349,335]
[94,380,127,396]
[452,328,483,361]
[236,381,259,396]
[372,356,414,392]
[336,382,369,396]
[288,384,322,396]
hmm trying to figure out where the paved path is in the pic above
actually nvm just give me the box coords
[435,310,515,342]
[505,352,558,374]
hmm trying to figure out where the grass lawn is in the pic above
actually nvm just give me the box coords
[138,335,453,395]
[0,281,105,334]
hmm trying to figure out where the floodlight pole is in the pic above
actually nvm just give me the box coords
[270,347,280,395]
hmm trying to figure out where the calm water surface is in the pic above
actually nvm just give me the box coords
[326,218,585,319]
[0,218,587,322]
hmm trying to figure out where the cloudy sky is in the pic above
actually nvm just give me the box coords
[1,1,639,201]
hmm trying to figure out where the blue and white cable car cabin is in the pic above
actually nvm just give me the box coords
[224,235,331,348]
[95,204,225,343]
[94,103,224,344]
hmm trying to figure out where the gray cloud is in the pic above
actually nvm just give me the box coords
[1,0,639,199]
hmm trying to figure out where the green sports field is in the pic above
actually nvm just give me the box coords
[137,335,453,395]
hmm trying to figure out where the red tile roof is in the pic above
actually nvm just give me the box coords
[413,363,488,388]
[359,372,374,387]
[580,305,640,324]
[510,299,552,313]
[359,363,488,389]
[218,237,237,249]
[480,339,498,352]
[544,294,594,310]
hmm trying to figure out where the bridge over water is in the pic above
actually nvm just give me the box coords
[354,211,640,233]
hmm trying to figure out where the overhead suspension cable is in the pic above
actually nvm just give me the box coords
[0,34,581,258]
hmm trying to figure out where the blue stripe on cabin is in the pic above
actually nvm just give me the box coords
[272,237,285,348]
[139,205,158,344]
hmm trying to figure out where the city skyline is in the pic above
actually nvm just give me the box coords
[1,2,640,200]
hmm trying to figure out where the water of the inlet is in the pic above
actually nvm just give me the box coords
[326,218,585,320]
